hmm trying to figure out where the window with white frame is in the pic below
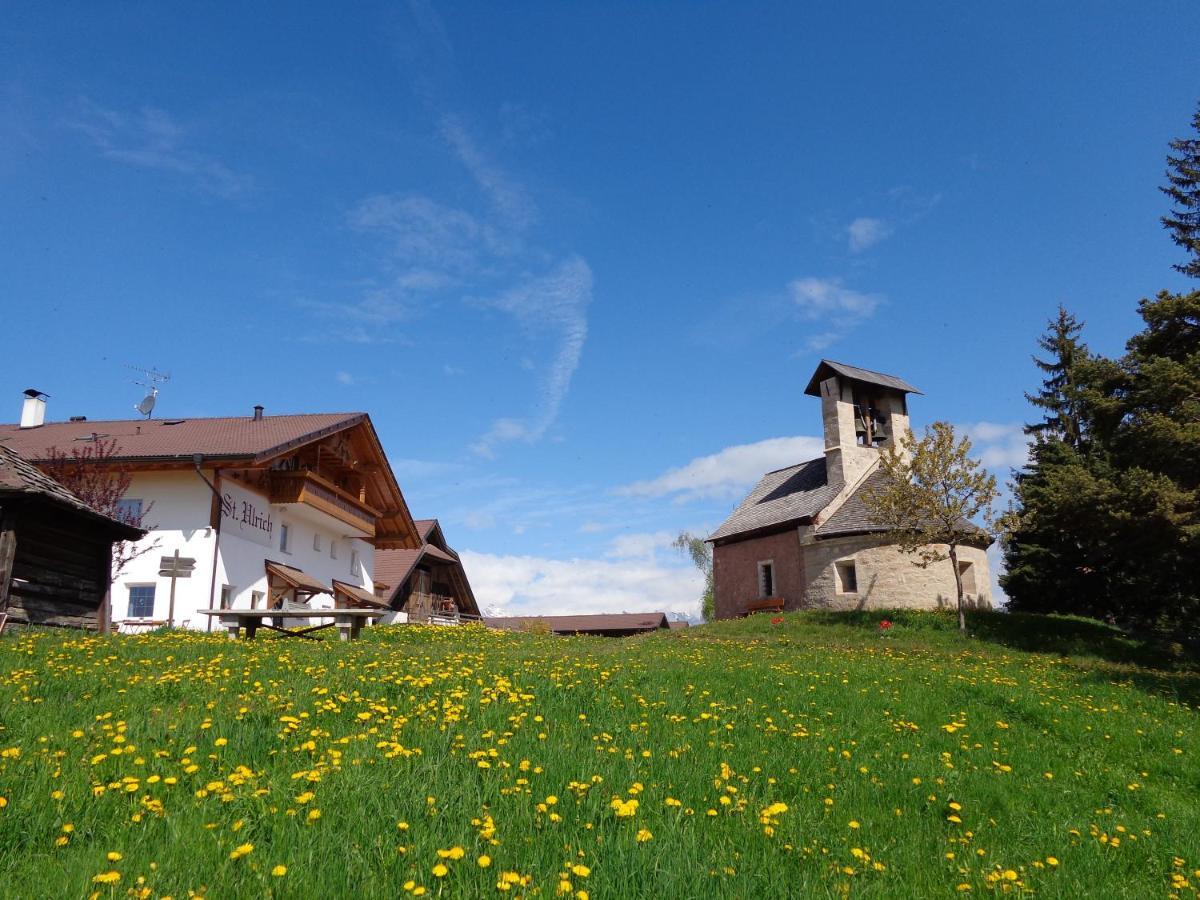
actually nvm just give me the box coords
[757,560,775,598]
[313,533,322,552]
[115,498,143,525]
[350,549,360,577]
[219,585,236,610]
[251,591,264,609]
[127,585,155,619]
[330,540,338,559]
[835,559,858,594]
[280,523,290,553]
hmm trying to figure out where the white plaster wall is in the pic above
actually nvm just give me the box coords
[801,533,992,611]
[215,514,375,614]
[111,471,219,627]
[110,470,376,630]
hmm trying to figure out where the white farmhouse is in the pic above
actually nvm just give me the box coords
[0,395,420,630]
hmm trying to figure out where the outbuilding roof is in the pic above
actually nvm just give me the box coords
[803,360,922,397]
[707,457,841,542]
[484,612,670,634]
[0,444,144,539]
[0,413,364,464]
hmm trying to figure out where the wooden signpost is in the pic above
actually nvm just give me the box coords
[157,550,196,628]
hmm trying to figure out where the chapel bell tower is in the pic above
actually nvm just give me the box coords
[802,360,921,487]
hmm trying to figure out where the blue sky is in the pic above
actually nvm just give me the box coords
[3,2,1198,617]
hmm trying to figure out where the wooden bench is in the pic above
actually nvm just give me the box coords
[116,619,169,634]
[198,608,383,642]
[743,598,785,616]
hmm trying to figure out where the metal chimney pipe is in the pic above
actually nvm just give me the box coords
[253,405,264,421]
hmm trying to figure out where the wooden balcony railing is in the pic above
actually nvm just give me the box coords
[406,592,467,624]
[268,470,379,536]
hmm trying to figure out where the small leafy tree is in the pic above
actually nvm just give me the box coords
[42,438,157,576]
[672,532,714,621]
[862,423,999,632]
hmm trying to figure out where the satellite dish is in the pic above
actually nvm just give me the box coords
[135,387,158,418]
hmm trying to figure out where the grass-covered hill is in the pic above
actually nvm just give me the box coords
[0,611,1197,898]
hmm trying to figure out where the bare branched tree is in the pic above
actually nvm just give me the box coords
[42,438,158,575]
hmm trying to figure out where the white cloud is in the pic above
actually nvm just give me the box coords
[460,550,703,619]
[67,99,252,197]
[348,192,514,273]
[605,530,675,561]
[960,421,1031,471]
[618,435,825,503]
[440,113,537,230]
[473,256,593,456]
[335,371,356,386]
[789,277,883,351]
[846,217,893,252]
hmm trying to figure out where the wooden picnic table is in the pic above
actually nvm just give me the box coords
[198,608,384,642]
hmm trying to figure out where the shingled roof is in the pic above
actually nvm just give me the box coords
[708,457,841,542]
[0,413,364,464]
[814,468,891,538]
[0,444,143,538]
[803,360,922,397]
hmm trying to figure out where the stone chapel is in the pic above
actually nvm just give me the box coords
[708,360,992,618]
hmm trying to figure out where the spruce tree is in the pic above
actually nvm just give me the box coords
[1162,102,1200,279]
[1023,305,1089,449]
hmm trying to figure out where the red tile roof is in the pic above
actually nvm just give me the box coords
[374,549,422,592]
[0,413,365,463]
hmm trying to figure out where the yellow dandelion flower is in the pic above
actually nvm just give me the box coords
[431,864,448,878]
[271,865,287,877]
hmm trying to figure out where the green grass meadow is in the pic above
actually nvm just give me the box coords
[0,611,1198,898]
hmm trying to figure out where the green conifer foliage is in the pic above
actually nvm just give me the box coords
[1162,102,1200,279]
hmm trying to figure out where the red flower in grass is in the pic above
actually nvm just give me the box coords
[771,616,784,625]
[878,619,893,630]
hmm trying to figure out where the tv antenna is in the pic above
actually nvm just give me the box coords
[128,365,170,419]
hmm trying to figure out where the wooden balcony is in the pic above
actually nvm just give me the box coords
[268,470,379,536]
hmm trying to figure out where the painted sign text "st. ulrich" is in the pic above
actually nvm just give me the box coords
[220,481,275,547]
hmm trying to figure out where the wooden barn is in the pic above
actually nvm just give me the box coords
[0,444,143,632]
[375,519,480,623]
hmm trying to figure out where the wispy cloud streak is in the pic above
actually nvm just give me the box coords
[473,256,593,456]
[67,99,252,197]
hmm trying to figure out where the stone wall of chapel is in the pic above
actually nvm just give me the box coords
[800,534,992,611]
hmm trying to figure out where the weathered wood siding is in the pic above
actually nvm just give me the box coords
[2,505,112,631]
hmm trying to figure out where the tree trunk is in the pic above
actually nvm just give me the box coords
[948,544,966,632]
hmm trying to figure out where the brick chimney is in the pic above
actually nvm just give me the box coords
[19,389,48,428]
